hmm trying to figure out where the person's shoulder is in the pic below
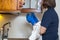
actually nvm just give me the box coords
[43,7,55,18]
[44,9,51,16]
[45,7,55,15]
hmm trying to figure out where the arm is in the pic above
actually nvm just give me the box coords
[40,26,47,34]
[40,11,52,35]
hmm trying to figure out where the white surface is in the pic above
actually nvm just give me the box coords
[23,0,30,8]
[8,14,32,38]
[55,0,60,40]
[8,13,42,38]
[4,39,8,40]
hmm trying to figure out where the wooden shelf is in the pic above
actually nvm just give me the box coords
[21,8,41,13]
[0,10,21,15]
[0,8,41,14]
[0,10,20,13]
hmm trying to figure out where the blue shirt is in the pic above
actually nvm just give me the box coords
[41,7,59,40]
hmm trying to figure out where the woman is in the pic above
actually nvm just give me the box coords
[40,0,59,40]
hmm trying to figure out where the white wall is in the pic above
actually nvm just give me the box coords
[8,13,42,38]
[23,0,38,8]
[55,0,60,40]
[8,14,32,38]
[23,0,30,8]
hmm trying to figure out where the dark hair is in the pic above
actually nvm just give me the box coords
[42,0,56,8]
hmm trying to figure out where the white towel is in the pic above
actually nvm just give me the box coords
[29,21,42,40]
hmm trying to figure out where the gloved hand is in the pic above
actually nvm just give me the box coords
[26,12,39,25]
[31,12,38,23]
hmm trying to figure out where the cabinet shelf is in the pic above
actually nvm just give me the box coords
[21,8,41,13]
[0,10,21,15]
[0,8,41,14]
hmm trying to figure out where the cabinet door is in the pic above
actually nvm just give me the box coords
[0,0,25,11]
[0,0,17,11]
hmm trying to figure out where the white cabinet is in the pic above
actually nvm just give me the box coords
[23,0,38,9]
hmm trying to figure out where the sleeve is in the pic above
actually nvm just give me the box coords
[41,11,52,28]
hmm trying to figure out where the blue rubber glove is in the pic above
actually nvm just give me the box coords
[31,12,39,23]
[26,12,39,25]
